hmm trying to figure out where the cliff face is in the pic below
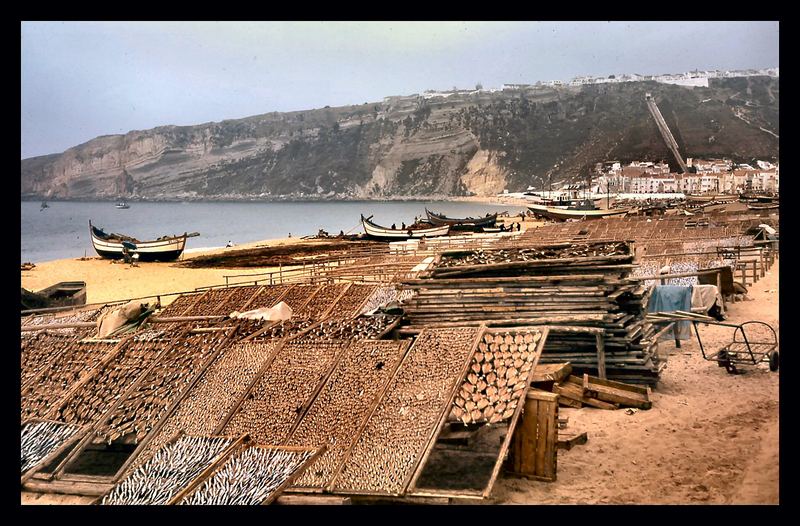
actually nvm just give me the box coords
[21,77,779,200]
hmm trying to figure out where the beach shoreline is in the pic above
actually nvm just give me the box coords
[20,235,305,307]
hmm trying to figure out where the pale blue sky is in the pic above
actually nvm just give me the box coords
[21,21,779,159]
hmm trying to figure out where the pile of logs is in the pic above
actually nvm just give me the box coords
[533,364,653,410]
[401,241,664,386]
[451,329,544,425]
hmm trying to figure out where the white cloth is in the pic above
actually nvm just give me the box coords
[230,301,293,321]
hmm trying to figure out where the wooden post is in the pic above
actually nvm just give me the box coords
[508,390,558,482]
[595,332,606,380]
[716,270,721,292]
[752,260,758,285]
[759,250,765,277]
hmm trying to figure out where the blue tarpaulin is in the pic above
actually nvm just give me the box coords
[648,285,693,340]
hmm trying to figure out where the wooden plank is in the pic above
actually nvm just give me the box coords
[566,373,650,395]
[275,494,352,505]
[567,375,651,409]
[530,362,572,384]
[22,479,114,497]
[537,392,557,481]
[557,431,588,450]
[595,333,606,380]
[553,381,618,410]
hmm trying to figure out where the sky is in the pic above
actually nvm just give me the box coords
[21,21,779,159]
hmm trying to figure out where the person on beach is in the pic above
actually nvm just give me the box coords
[391,223,396,230]
[401,222,406,230]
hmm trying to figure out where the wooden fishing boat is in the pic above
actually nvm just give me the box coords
[685,194,737,203]
[527,203,630,221]
[21,281,87,311]
[89,220,199,261]
[747,203,779,210]
[425,208,498,229]
[361,215,449,240]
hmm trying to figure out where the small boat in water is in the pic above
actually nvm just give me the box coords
[89,220,199,261]
[361,215,449,240]
[40,201,49,210]
[425,209,498,230]
[115,202,130,209]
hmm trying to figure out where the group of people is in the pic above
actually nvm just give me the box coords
[499,222,522,232]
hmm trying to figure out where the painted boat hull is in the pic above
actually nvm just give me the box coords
[425,209,498,228]
[527,204,630,221]
[89,221,188,261]
[361,215,449,240]
[685,194,737,203]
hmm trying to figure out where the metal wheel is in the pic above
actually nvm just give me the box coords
[769,350,780,372]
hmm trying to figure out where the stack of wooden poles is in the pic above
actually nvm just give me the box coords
[400,241,663,386]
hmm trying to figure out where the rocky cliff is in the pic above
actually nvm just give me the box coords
[21,77,779,200]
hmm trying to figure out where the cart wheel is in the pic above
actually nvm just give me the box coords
[768,350,779,372]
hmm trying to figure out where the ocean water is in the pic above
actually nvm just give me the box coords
[21,200,526,264]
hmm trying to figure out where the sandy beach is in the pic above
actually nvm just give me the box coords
[20,236,307,307]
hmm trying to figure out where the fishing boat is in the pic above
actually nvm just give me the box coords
[89,220,199,261]
[685,194,737,203]
[115,202,130,209]
[747,203,779,210]
[425,209,498,229]
[21,281,87,311]
[527,200,631,221]
[361,215,449,241]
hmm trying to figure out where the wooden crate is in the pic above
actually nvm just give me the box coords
[506,389,558,482]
